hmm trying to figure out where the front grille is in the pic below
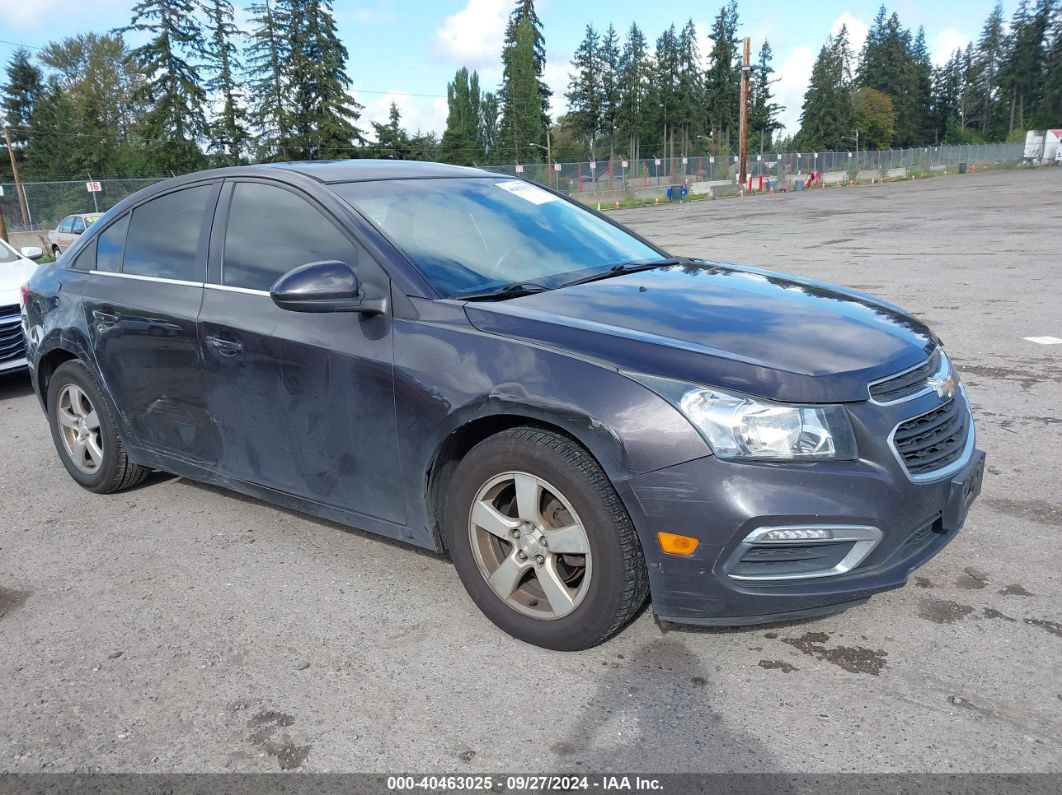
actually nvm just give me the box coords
[730,542,855,579]
[870,349,939,403]
[0,305,26,365]
[893,398,969,477]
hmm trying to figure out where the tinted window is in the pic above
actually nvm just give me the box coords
[59,217,73,233]
[335,178,664,298]
[223,183,364,291]
[123,186,211,281]
[96,215,129,273]
[72,217,86,234]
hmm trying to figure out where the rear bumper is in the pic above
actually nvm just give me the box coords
[618,446,984,627]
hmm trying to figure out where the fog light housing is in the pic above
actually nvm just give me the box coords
[760,527,834,542]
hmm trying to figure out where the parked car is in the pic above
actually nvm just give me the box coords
[46,213,102,257]
[1,238,42,374]
[22,162,984,650]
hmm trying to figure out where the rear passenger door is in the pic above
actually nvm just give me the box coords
[198,179,404,524]
[76,182,221,463]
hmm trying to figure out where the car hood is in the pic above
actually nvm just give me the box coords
[0,259,37,307]
[464,262,935,403]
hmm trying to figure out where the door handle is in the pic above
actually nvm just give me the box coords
[206,335,243,357]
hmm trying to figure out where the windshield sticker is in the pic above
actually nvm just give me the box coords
[496,180,558,205]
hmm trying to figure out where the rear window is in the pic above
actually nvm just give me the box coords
[95,215,128,273]
[123,186,211,281]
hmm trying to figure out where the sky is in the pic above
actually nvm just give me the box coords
[0,0,1001,142]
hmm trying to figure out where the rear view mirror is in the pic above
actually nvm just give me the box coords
[20,246,43,261]
[270,260,387,315]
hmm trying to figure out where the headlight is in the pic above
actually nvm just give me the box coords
[627,373,857,461]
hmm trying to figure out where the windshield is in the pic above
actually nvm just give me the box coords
[335,177,666,298]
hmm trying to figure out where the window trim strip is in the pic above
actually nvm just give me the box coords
[88,270,204,288]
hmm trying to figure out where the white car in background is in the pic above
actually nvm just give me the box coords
[0,238,43,374]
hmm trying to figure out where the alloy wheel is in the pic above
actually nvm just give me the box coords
[56,383,104,474]
[468,471,592,620]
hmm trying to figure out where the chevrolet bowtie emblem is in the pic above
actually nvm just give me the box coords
[927,374,956,399]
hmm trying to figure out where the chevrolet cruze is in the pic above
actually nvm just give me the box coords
[22,161,984,650]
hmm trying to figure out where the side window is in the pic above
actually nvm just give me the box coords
[222,182,372,291]
[59,217,73,233]
[72,216,86,234]
[123,186,212,281]
[95,215,129,273]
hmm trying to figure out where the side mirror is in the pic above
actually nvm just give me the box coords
[20,246,43,261]
[270,260,387,315]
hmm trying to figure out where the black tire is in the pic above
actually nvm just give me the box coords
[47,360,149,493]
[444,426,649,650]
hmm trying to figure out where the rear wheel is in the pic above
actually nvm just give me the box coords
[445,426,648,650]
[47,360,149,493]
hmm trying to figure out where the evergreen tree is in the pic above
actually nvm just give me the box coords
[795,27,854,151]
[749,40,783,153]
[998,0,1054,134]
[371,102,412,160]
[910,28,935,144]
[121,0,208,173]
[498,14,545,161]
[24,78,75,180]
[501,0,550,135]
[246,0,292,160]
[566,25,601,155]
[675,19,703,155]
[1035,5,1062,126]
[202,0,249,165]
[440,67,483,164]
[285,0,365,159]
[617,22,651,160]
[1,49,43,151]
[704,1,740,149]
[973,2,1006,136]
[857,8,928,146]
[653,24,680,159]
[599,24,621,158]
[931,49,965,142]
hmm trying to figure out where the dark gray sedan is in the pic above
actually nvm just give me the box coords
[22,161,984,649]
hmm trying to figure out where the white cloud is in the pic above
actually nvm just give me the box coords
[359,90,448,139]
[774,45,816,140]
[542,58,570,119]
[831,11,869,57]
[433,0,508,67]
[0,0,59,25]
[931,27,969,66]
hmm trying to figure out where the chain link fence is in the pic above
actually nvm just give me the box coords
[1,143,1027,232]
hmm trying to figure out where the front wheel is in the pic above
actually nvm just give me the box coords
[444,427,649,650]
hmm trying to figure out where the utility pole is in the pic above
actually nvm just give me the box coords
[4,127,30,227]
[738,38,752,187]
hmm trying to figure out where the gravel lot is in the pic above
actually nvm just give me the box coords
[0,168,1059,774]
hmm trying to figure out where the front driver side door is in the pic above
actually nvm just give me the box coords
[198,179,405,526]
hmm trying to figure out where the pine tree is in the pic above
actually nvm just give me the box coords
[566,24,601,155]
[704,1,740,149]
[931,49,965,142]
[498,14,545,162]
[857,8,925,146]
[1034,5,1062,126]
[480,92,500,158]
[121,0,208,173]
[202,0,248,165]
[599,24,621,158]
[675,19,703,156]
[749,40,783,153]
[441,67,483,164]
[24,78,75,180]
[973,2,1006,136]
[795,27,854,151]
[910,28,935,145]
[998,0,1054,134]
[371,102,412,160]
[1,48,43,152]
[246,0,292,160]
[653,24,680,160]
[617,22,651,160]
[285,0,365,159]
[501,0,550,136]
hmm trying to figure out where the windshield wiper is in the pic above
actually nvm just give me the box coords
[457,282,551,301]
[560,257,689,287]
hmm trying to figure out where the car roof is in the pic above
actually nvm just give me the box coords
[259,159,496,184]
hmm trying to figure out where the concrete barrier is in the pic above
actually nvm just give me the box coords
[886,167,907,179]
[857,169,881,181]
[821,170,848,185]
[4,230,49,253]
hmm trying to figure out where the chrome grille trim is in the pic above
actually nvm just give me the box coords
[868,348,945,405]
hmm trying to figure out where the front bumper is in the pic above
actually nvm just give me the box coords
[618,432,985,627]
